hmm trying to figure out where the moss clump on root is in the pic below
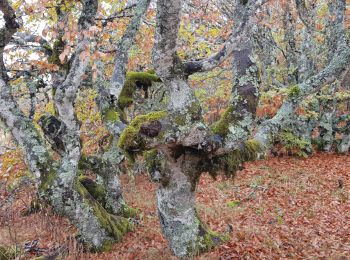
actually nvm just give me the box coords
[118,111,167,152]
[118,72,161,109]
[188,215,229,256]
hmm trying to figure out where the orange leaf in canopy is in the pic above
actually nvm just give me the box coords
[58,21,65,30]
[338,121,347,128]
[79,49,90,61]
[82,74,88,80]
[42,27,49,37]
[295,106,306,116]
[315,23,324,31]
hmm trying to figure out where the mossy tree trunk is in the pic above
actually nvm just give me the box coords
[0,0,132,251]
[136,0,263,257]
[84,0,152,218]
[156,148,225,257]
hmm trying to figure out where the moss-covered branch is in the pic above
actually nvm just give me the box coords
[118,72,161,109]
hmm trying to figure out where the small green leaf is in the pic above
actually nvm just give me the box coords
[227,200,240,208]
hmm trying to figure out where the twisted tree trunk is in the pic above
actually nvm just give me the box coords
[156,148,223,256]
[0,0,132,251]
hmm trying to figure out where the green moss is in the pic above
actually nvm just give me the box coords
[174,114,187,126]
[312,138,325,151]
[277,131,311,157]
[188,101,202,121]
[287,85,301,98]
[211,106,235,137]
[243,139,262,161]
[39,161,57,193]
[99,239,114,252]
[47,38,68,70]
[118,72,160,109]
[74,180,131,251]
[216,139,262,176]
[79,176,107,206]
[227,200,240,208]
[118,111,167,152]
[102,108,120,123]
[200,230,229,251]
[120,206,139,218]
[190,226,229,255]
[22,198,43,216]
[143,149,162,172]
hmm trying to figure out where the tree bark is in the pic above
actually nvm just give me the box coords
[0,0,132,251]
[156,148,225,257]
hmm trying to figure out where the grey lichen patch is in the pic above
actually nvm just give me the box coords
[165,101,202,131]
[226,113,254,143]
[74,179,132,251]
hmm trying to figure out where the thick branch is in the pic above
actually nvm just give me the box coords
[11,33,52,56]
[110,0,151,98]
[0,79,51,181]
[0,0,20,80]
[183,0,267,75]
[54,0,98,129]
[152,0,183,80]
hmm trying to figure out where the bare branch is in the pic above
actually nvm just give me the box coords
[183,0,268,75]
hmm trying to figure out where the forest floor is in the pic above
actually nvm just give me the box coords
[0,153,350,259]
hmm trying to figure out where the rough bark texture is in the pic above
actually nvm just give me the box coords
[142,0,263,256]
[156,150,224,257]
[92,0,152,218]
[0,0,132,251]
[224,44,259,147]
[110,0,151,98]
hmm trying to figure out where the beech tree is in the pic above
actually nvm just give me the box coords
[0,0,144,251]
[116,0,350,256]
[0,0,349,258]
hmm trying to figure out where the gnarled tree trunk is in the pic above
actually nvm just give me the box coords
[0,0,133,251]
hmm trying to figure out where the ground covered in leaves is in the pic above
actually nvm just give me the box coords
[0,153,349,259]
